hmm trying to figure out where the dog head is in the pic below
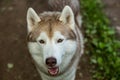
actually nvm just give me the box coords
[27,6,77,76]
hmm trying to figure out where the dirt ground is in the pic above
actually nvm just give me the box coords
[0,0,91,80]
[102,0,120,39]
[0,0,119,80]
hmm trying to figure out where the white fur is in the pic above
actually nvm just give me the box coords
[59,6,75,30]
[27,8,41,32]
[28,31,77,80]
[27,6,83,80]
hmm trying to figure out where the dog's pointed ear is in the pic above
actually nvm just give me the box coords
[59,6,75,30]
[27,8,41,33]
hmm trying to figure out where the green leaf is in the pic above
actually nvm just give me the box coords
[98,42,105,49]
[97,57,103,65]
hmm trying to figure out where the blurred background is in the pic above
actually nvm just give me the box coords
[0,0,120,80]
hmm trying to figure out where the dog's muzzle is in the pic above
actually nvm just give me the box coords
[46,57,59,76]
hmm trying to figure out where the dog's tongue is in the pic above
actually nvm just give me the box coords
[48,67,59,76]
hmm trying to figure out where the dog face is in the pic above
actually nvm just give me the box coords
[27,6,77,76]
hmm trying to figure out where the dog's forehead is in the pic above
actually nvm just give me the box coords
[36,22,76,41]
[27,13,76,41]
[37,31,64,40]
[37,20,68,39]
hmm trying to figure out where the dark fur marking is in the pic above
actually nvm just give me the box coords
[27,32,36,42]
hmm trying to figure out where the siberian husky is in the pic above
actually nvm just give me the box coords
[26,0,84,80]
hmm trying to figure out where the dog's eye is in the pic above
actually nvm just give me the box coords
[39,40,45,44]
[57,39,64,43]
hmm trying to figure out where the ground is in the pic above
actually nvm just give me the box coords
[0,0,119,80]
[102,0,120,39]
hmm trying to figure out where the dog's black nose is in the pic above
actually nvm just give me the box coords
[46,57,57,67]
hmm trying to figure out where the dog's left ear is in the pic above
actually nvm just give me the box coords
[27,8,41,33]
[59,6,75,30]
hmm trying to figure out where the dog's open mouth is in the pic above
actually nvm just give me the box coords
[48,67,59,76]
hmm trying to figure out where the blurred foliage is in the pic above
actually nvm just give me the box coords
[80,0,120,79]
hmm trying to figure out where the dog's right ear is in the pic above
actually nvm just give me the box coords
[27,8,41,33]
[59,6,75,30]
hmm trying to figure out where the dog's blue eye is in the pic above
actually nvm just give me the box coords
[57,39,64,43]
[39,40,45,44]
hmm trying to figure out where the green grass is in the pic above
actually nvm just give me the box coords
[80,0,120,80]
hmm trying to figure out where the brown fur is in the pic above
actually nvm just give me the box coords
[48,0,82,29]
[27,1,84,79]
[27,12,76,42]
[48,0,80,15]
